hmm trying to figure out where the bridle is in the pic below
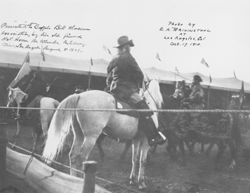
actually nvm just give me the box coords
[7,87,28,119]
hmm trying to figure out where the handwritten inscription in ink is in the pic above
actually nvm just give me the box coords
[0,22,91,53]
[159,21,211,47]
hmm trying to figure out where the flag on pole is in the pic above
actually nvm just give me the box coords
[239,81,245,105]
[90,58,94,66]
[155,53,161,61]
[8,52,31,88]
[201,58,209,68]
[209,74,212,83]
[103,45,112,55]
[87,58,94,90]
[41,46,45,61]
[240,81,245,96]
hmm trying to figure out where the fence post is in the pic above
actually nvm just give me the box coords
[82,161,97,193]
[0,122,7,189]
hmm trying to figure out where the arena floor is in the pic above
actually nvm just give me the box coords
[5,123,250,193]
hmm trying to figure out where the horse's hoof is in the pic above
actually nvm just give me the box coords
[138,182,147,190]
[129,180,136,186]
[129,177,136,186]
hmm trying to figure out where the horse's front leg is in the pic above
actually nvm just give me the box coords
[129,139,140,185]
[13,107,21,146]
[205,142,215,157]
[228,140,238,169]
[214,141,226,169]
[138,137,150,190]
[179,139,186,166]
[13,119,21,146]
[166,132,178,161]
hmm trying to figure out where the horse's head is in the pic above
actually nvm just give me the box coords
[7,87,28,108]
[172,81,186,100]
[143,79,163,129]
[20,71,47,99]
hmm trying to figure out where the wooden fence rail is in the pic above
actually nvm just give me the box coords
[0,123,7,189]
[5,148,110,193]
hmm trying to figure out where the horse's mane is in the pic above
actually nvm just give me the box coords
[10,87,27,96]
[146,79,163,109]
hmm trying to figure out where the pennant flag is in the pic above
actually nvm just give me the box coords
[8,52,32,88]
[233,70,237,79]
[239,81,245,105]
[90,58,94,66]
[155,53,161,61]
[103,45,112,55]
[240,81,245,96]
[201,58,209,68]
[41,46,46,61]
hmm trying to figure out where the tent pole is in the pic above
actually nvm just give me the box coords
[207,85,210,109]
[87,58,93,90]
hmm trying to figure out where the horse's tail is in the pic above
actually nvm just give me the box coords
[43,94,80,163]
[48,100,60,124]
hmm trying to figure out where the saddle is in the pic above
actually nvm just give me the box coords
[114,98,140,118]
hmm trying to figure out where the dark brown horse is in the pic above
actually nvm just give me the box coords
[164,81,243,168]
[7,71,59,152]
[160,80,191,165]
[7,87,59,153]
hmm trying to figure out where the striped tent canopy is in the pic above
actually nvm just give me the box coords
[0,49,249,93]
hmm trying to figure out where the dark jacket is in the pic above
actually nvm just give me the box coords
[106,52,144,99]
[188,83,205,109]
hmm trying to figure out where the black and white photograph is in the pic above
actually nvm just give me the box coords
[0,0,250,192]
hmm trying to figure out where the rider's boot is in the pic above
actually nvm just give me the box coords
[136,100,166,146]
[139,117,166,146]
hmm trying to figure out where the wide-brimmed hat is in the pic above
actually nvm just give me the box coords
[115,36,134,48]
[193,75,203,82]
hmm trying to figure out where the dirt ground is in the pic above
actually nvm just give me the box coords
[3,173,36,193]
[4,123,250,193]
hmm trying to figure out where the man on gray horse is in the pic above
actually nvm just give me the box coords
[106,35,166,146]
